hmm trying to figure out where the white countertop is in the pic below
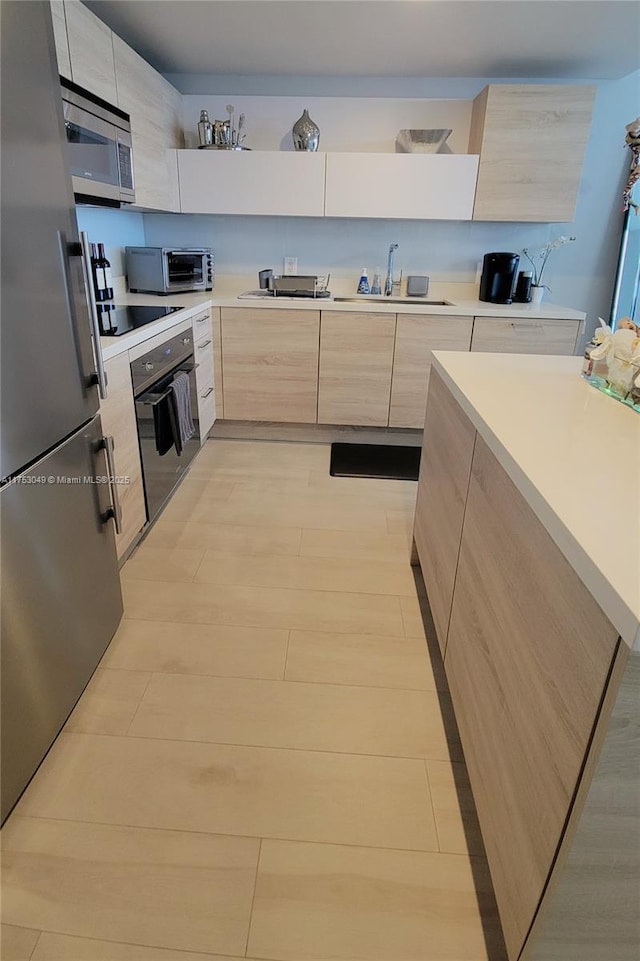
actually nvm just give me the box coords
[432,351,640,650]
[100,293,213,361]
[210,276,586,321]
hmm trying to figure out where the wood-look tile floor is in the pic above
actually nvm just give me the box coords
[1,440,506,961]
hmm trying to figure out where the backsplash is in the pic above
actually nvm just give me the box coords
[75,207,145,278]
[142,213,555,285]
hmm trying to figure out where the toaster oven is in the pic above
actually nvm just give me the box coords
[125,247,214,295]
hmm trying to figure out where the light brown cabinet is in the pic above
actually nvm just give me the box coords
[412,370,476,656]
[100,353,146,559]
[211,308,224,420]
[50,1,71,79]
[113,36,183,211]
[63,0,118,105]
[471,315,580,355]
[418,424,620,960]
[221,307,320,423]
[469,84,595,222]
[318,311,396,426]
[389,314,473,428]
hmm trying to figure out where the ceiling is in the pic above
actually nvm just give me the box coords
[85,1,640,81]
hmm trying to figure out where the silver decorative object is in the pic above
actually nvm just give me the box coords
[292,109,320,152]
[197,109,213,147]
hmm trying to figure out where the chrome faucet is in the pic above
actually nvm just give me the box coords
[384,244,399,296]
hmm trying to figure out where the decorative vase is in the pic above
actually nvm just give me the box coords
[292,109,320,151]
[531,285,545,305]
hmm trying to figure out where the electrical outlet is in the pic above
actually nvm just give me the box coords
[284,256,297,276]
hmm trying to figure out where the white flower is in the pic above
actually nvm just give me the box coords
[522,236,576,286]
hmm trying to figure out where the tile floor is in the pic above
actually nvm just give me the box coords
[1,439,506,961]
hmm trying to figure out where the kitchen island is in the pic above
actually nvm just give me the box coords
[412,351,639,961]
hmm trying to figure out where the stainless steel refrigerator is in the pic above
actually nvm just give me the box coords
[0,1,123,823]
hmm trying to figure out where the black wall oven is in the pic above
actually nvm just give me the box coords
[131,329,200,523]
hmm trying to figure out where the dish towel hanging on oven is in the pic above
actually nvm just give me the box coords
[169,371,196,455]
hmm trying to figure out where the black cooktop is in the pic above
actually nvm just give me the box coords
[97,304,184,337]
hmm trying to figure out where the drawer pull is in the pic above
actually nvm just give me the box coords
[195,314,210,324]
[511,322,543,330]
[197,339,212,349]
[201,387,214,399]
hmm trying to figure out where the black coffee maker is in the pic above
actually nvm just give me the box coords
[479,252,520,305]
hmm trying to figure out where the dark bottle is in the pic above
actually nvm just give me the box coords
[90,243,104,302]
[514,270,533,304]
[97,243,114,301]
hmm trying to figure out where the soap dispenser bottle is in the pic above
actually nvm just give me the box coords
[370,267,382,296]
[357,268,370,294]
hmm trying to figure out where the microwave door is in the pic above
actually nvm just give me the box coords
[63,103,120,202]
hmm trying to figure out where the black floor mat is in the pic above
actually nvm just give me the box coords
[329,443,421,481]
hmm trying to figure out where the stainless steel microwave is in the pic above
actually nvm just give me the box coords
[61,77,134,206]
[125,247,214,295]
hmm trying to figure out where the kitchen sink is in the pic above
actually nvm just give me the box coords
[332,297,452,306]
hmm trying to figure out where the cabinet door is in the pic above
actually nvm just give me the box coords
[469,84,595,222]
[221,308,320,423]
[50,1,71,79]
[211,308,224,419]
[113,36,172,211]
[413,369,476,656]
[445,435,619,960]
[324,154,478,220]
[389,314,473,428]
[318,311,396,426]
[64,0,117,104]
[161,78,184,212]
[100,353,147,558]
[178,151,326,216]
[471,316,579,355]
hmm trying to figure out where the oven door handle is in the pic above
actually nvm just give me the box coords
[137,364,199,406]
[138,386,173,408]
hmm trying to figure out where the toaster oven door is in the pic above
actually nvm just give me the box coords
[165,251,207,291]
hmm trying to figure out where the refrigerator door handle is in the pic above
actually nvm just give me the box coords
[57,230,102,395]
[101,434,123,534]
[79,231,109,400]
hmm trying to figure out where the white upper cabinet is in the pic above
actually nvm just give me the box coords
[177,151,478,220]
[324,154,479,220]
[50,2,71,79]
[178,151,326,217]
[63,0,117,105]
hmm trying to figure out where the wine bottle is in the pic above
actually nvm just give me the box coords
[97,243,113,301]
[90,243,104,302]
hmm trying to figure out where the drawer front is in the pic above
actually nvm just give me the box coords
[471,316,579,355]
[198,387,216,441]
[193,311,212,340]
[195,337,215,388]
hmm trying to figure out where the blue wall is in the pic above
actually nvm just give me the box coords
[75,206,145,278]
